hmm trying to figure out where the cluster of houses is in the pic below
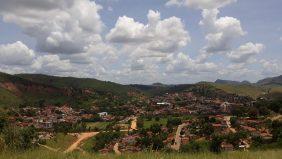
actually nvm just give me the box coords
[144,92,249,117]
[10,105,114,130]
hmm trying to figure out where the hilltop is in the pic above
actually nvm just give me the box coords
[257,75,282,85]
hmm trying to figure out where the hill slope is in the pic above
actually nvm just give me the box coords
[257,75,282,85]
[0,72,136,108]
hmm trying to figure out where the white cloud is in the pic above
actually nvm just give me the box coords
[0,0,103,54]
[200,9,245,54]
[107,10,190,55]
[106,10,191,79]
[166,0,236,9]
[227,42,264,63]
[166,52,218,74]
[260,59,282,77]
[32,55,73,74]
[0,41,35,65]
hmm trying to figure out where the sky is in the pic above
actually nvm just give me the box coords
[0,0,281,84]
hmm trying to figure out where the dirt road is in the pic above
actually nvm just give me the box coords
[64,132,99,153]
[130,117,137,131]
[171,123,189,151]
[224,116,236,133]
[113,143,121,155]
[270,115,282,121]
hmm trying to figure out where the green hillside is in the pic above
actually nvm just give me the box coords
[211,83,265,99]
[17,74,134,96]
[0,73,137,108]
[210,83,282,99]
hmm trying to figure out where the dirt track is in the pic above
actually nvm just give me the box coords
[171,123,189,151]
[64,132,99,153]
[113,143,121,155]
[130,117,137,130]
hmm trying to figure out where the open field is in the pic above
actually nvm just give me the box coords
[143,118,168,128]
[212,83,265,99]
[85,122,111,130]
[44,133,76,151]
[1,149,282,159]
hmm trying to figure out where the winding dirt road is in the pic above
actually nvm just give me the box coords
[113,143,121,155]
[224,116,236,133]
[64,132,99,153]
[130,117,137,131]
[171,123,189,151]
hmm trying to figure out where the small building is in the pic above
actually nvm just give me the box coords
[98,112,108,117]
[221,142,234,151]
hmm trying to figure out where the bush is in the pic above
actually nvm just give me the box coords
[181,141,210,153]
[93,131,121,151]
[2,125,38,150]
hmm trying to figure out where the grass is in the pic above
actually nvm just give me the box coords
[143,118,168,129]
[0,87,21,107]
[85,122,111,130]
[44,133,76,151]
[1,149,282,159]
[211,83,265,99]
[143,116,193,129]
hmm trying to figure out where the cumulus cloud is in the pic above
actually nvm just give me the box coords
[260,59,282,77]
[227,43,264,63]
[0,0,103,54]
[166,0,236,9]
[107,10,190,55]
[106,10,191,79]
[200,9,245,54]
[32,55,73,74]
[166,52,218,74]
[0,41,35,65]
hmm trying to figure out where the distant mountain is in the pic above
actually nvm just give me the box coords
[215,79,251,85]
[257,75,282,85]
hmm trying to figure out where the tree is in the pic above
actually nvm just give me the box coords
[150,124,162,134]
[248,107,259,119]
[137,118,144,129]
[210,135,223,153]
[200,123,214,136]
[155,116,160,122]
[151,136,164,150]
[252,136,263,148]
[181,141,201,153]
[166,118,182,127]
[2,125,38,150]
[230,117,238,127]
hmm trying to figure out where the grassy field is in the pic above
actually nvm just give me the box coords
[143,118,168,129]
[212,83,265,99]
[1,149,282,159]
[85,122,111,130]
[44,133,76,151]
[143,116,193,129]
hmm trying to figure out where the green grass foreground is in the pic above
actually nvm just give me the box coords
[1,149,282,159]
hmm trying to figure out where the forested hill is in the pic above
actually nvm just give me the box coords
[0,72,137,108]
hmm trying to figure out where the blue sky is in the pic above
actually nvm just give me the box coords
[0,0,281,84]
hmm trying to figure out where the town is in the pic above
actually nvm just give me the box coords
[2,87,281,155]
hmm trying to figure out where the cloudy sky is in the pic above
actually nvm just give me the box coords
[0,0,281,84]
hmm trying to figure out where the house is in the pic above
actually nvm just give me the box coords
[221,142,234,151]
[157,102,171,106]
[98,112,108,117]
